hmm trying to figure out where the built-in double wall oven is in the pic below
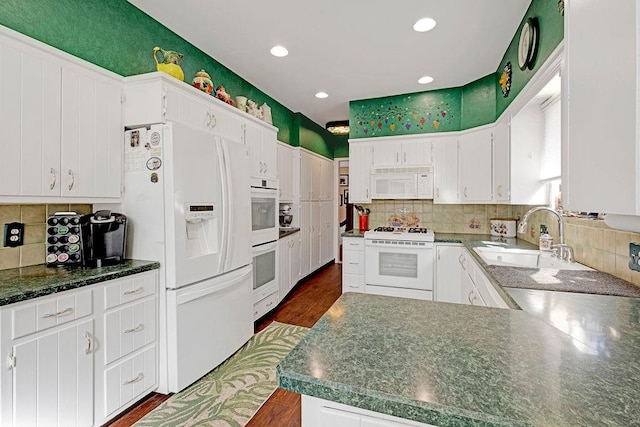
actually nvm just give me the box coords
[251,185,279,309]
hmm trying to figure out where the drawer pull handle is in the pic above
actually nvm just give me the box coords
[123,373,144,385]
[67,169,75,191]
[124,323,144,334]
[266,301,273,308]
[349,262,359,265]
[348,243,360,246]
[49,168,57,190]
[84,331,93,354]
[42,307,73,318]
[123,287,144,295]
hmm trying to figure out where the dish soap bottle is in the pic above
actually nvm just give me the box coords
[539,224,553,251]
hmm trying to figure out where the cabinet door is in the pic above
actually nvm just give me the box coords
[261,127,278,181]
[12,319,94,427]
[434,244,463,304]
[320,157,334,200]
[299,202,311,277]
[349,143,373,203]
[290,233,301,286]
[245,120,264,180]
[402,139,433,166]
[278,236,291,301]
[300,151,314,201]
[564,0,637,214]
[372,140,401,167]
[320,201,334,265]
[459,128,492,202]
[311,155,322,201]
[277,143,294,201]
[433,137,459,203]
[310,202,322,269]
[61,66,122,199]
[0,38,62,198]
[492,121,510,202]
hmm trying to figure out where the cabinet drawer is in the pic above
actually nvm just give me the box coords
[343,250,365,275]
[104,345,157,418]
[11,288,93,339]
[104,271,158,310]
[343,238,364,251]
[253,292,278,320]
[342,274,365,293]
[104,296,157,365]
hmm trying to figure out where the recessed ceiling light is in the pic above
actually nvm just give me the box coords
[315,92,329,99]
[418,75,434,84]
[270,45,289,57]
[413,17,437,32]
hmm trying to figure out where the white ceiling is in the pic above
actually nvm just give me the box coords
[128,0,531,129]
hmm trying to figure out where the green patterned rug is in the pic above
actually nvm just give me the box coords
[134,322,308,427]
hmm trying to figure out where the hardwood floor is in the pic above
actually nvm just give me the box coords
[107,262,342,426]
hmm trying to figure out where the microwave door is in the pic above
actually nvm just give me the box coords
[166,122,225,288]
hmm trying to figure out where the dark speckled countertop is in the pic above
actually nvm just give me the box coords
[279,227,300,239]
[278,232,640,425]
[0,260,160,306]
[278,292,640,426]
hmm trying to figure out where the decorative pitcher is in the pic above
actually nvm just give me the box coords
[153,46,184,81]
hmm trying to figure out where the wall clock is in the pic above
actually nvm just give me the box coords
[517,17,539,70]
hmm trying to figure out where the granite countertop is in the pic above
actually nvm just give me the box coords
[0,259,160,306]
[279,227,300,239]
[341,229,366,238]
[278,292,640,426]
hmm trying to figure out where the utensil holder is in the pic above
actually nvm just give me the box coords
[359,215,369,232]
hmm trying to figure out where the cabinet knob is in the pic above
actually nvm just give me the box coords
[496,185,503,197]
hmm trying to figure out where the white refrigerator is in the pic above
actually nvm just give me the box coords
[123,122,253,393]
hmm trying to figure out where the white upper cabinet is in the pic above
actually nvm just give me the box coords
[277,142,295,202]
[245,119,277,187]
[297,149,333,201]
[61,65,122,199]
[432,136,459,203]
[492,120,511,202]
[563,0,638,214]
[458,127,493,203]
[348,142,373,203]
[0,27,123,203]
[371,137,433,167]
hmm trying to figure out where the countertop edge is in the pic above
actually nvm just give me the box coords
[0,260,160,306]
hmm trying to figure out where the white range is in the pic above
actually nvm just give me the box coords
[363,227,435,300]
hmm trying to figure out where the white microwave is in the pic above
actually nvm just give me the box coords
[370,166,434,199]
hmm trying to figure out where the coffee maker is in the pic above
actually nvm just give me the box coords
[80,210,127,267]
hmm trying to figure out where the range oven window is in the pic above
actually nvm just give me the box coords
[378,252,418,278]
[251,196,276,232]
[253,249,276,290]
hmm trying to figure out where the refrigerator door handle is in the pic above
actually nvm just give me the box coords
[175,267,251,305]
[217,137,231,272]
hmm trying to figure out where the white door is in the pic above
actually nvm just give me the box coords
[492,121,510,202]
[459,128,492,202]
[402,139,433,166]
[244,120,263,180]
[349,143,373,203]
[12,320,94,427]
[300,151,314,201]
[290,233,301,286]
[320,201,333,265]
[372,140,401,167]
[277,143,294,201]
[433,137,458,203]
[261,127,278,181]
[299,201,311,277]
[278,236,291,301]
[164,122,225,288]
[434,244,463,304]
[220,138,252,272]
[0,38,62,197]
[310,201,322,269]
[61,66,122,198]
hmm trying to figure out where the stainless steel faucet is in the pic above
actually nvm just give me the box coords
[517,206,574,262]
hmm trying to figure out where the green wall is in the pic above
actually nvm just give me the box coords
[294,114,336,159]
[0,0,296,144]
[495,0,564,117]
[348,0,564,140]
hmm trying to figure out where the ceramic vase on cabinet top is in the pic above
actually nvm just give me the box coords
[153,46,184,81]
[192,69,214,94]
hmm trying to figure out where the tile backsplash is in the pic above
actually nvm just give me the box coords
[0,204,92,270]
[359,200,640,287]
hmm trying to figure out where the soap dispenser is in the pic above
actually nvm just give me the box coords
[539,224,553,251]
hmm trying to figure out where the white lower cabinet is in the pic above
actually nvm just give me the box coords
[434,243,463,304]
[0,269,159,427]
[342,237,365,293]
[302,395,437,427]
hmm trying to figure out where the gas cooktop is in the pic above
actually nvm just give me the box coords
[364,226,435,242]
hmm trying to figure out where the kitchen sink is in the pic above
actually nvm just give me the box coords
[473,246,593,271]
